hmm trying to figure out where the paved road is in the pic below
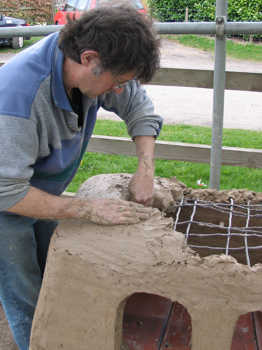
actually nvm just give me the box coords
[1,38,262,130]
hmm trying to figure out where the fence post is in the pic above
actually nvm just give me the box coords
[185,7,189,22]
[209,0,228,189]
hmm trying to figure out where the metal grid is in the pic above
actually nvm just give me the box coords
[173,198,262,267]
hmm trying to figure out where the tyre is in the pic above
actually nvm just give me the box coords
[11,36,24,49]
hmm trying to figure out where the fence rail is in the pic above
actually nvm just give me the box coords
[89,136,262,169]
[1,22,262,38]
[151,68,262,92]
[0,62,261,93]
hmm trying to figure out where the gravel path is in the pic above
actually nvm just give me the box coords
[160,38,262,72]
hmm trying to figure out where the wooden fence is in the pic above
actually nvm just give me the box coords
[89,67,262,169]
[1,61,261,168]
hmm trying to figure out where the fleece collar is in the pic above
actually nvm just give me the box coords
[51,39,73,112]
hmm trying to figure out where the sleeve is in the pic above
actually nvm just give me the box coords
[99,80,163,138]
[0,115,39,211]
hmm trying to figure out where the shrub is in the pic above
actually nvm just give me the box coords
[194,0,262,40]
[148,0,197,22]
[149,0,262,40]
[194,0,262,22]
[0,0,53,24]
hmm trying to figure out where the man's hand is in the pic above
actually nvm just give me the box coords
[7,136,157,224]
[129,135,155,206]
[7,187,154,225]
[129,171,154,206]
[83,198,153,225]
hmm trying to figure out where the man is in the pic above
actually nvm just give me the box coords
[0,5,162,350]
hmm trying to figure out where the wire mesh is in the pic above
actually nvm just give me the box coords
[173,198,262,267]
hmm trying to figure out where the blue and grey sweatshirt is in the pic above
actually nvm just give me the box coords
[0,32,163,211]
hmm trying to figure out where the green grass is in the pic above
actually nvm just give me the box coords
[0,36,42,54]
[163,34,262,61]
[67,120,262,193]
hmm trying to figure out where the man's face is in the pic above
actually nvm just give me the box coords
[78,59,135,99]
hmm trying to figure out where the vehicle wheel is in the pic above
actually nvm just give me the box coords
[11,36,24,49]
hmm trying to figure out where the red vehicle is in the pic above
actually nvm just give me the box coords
[54,0,147,25]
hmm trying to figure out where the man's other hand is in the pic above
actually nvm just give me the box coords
[128,171,154,207]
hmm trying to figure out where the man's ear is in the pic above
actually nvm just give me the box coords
[80,50,100,67]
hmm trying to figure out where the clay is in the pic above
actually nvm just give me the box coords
[0,304,18,350]
[188,188,262,204]
[76,173,186,210]
[29,174,262,350]
[77,173,262,207]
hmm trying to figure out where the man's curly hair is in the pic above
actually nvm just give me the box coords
[58,5,160,83]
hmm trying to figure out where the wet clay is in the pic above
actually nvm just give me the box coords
[76,173,262,205]
[29,174,262,350]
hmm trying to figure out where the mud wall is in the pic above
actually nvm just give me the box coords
[29,174,262,350]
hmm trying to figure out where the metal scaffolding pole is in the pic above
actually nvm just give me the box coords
[155,21,262,35]
[1,22,262,38]
[209,0,228,189]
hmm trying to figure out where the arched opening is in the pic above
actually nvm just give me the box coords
[122,293,192,350]
[122,295,262,350]
[231,311,262,349]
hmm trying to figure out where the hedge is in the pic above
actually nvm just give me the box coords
[148,0,262,39]
[148,0,262,22]
[194,0,262,22]
[0,0,53,24]
[148,0,197,21]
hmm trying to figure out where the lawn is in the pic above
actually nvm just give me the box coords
[0,37,42,54]
[164,34,262,62]
[67,120,262,193]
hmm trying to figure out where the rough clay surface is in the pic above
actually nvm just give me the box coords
[77,173,262,205]
[76,173,187,210]
[30,174,262,350]
[0,304,17,350]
